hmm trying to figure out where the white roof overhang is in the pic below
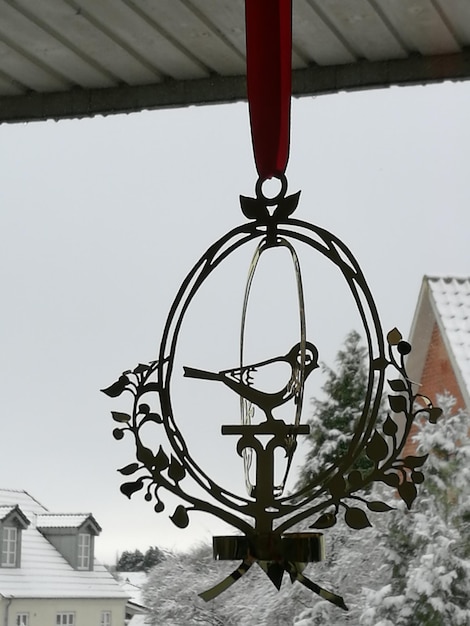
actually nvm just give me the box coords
[407,276,470,410]
[1,0,470,124]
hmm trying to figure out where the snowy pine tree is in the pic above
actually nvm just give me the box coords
[116,548,145,571]
[296,330,373,490]
[360,395,470,626]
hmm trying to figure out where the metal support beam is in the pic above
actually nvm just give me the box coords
[1,49,470,124]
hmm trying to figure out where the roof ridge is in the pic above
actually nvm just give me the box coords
[0,488,49,512]
[37,512,94,516]
[22,489,49,512]
[38,511,94,517]
[427,275,470,282]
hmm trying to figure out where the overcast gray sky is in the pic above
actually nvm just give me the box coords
[1,80,469,563]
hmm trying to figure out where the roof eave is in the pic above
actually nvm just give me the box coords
[37,513,102,534]
[427,280,470,410]
[80,514,102,535]
[407,277,435,387]
[0,505,31,529]
[2,48,470,124]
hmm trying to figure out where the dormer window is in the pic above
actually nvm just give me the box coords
[1,526,17,566]
[37,513,101,571]
[0,505,30,568]
[77,533,91,569]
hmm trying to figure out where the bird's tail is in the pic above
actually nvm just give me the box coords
[183,366,219,381]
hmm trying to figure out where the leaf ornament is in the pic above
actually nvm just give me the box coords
[306,328,440,537]
[310,512,337,529]
[273,191,301,219]
[239,195,269,221]
[345,507,372,530]
[101,374,129,398]
[170,505,189,529]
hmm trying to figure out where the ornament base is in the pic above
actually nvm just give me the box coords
[213,532,324,562]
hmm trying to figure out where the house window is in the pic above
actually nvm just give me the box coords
[16,615,29,626]
[101,611,112,626]
[56,613,75,625]
[1,526,17,566]
[77,532,91,569]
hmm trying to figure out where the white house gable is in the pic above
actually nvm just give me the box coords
[0,489,128,626]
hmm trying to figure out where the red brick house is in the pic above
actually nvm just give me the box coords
[403,276,470,456]
[406,276,470,411]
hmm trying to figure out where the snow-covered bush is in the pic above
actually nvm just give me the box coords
[360,395,470,626]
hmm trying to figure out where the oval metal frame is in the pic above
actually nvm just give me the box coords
[157,218,386,522]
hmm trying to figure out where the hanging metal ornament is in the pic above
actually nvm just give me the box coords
[102,0,441,611]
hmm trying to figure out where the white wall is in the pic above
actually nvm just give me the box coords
[0,597,127,626]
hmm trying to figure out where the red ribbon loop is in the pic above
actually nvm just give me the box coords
[245,0,292,181]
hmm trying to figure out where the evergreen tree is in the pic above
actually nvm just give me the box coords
[142,545,164,571]
[360,395,470,626]
[117,546,164,572]
[296,330,373,490]
[116,548,145,571]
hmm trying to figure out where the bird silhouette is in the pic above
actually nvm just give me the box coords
[183,341,319,422]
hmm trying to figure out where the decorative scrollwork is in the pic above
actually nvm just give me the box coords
[103,205,440,609]
[102,361,252,535]
[308,327,442,532]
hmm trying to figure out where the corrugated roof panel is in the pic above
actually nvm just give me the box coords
[0,2,115,89]
[132,0,246,75]
[12,0,160,87]
[70,0,209,80]
[377,0,460,55]
[0,38,70,92]
[436,0,470,45]
[312,0,408,61]
[293,0,357,65]
[0,71,24,95]
[188,0,246,57]
[0,0,469,121]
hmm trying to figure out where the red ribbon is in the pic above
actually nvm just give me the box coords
[245,0,292,181]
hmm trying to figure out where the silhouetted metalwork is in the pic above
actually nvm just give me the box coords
[184,341,318,423]
[103,177,440,610]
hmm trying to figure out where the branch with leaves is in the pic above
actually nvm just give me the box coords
[102,361,252,535]
[306,328,442,532]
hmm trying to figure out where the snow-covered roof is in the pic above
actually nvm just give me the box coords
[0,504,30,528]
[37,513,101,534]
[408,276,470,409]
[0,505,16,520]
[128,616,149,626]
[117,572,147,608]
[0,488,47,516]
[0,488,128,600]
[427,276,470,395]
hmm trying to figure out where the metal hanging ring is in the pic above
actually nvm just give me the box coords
[255,173,288,206]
